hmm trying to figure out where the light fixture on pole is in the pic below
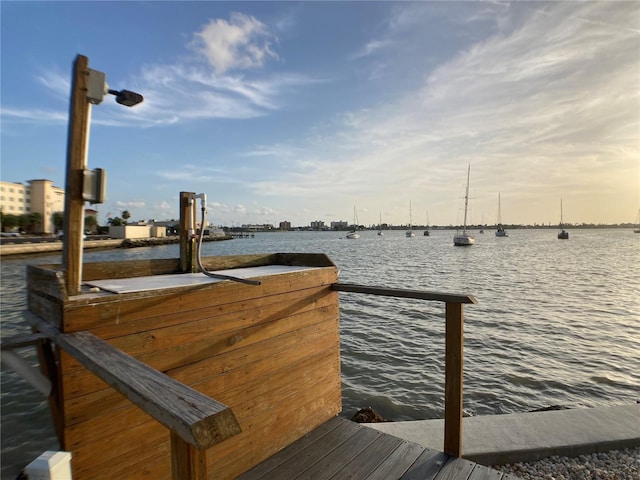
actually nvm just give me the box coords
[62,54,143,295]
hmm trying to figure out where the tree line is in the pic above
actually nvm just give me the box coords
[0,211,98,234]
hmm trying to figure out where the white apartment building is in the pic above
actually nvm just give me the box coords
[0,179,65,233]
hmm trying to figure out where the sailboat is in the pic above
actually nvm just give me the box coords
[377,211,383,236]
[346,206,360,239]
[454,165,475,246]
[405,201,415,237]
[558,198,569,240]
[495,193,508,237]
[634,208,640,234]
[423,211,430,236]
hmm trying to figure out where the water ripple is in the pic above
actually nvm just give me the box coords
[1,229,638,476]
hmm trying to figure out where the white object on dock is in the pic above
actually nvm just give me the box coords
[85,265,320,294]
[24,451,72,480]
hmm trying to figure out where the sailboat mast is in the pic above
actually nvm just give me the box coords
[463,164,470,231]
[409,200,412,228]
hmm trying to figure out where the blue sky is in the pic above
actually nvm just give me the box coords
[1,1,639,227]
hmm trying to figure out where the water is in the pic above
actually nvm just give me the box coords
[1,229,639,478]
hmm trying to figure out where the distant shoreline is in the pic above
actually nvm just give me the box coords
[0,235,232,257]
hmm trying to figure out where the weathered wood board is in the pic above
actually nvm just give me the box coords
[28,253,340,480]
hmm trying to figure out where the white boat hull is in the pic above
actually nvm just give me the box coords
[454,233,475,246]
[346,232,360,239]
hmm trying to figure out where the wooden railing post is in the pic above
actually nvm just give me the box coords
[171,432,208,480]
[444,302,464,457]
[333,283,476,456]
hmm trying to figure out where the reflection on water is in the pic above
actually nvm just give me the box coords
[1,229,639,477]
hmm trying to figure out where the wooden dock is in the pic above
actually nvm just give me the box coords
[18,252,508,479]
[240,417,517,480]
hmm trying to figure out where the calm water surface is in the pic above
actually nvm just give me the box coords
[1,229,639,478]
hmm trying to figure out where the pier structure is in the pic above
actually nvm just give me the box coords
[21,251,494,479]
[4,53,518,480]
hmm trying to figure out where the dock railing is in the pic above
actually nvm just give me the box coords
[21,274,475,478]
[26,314,242,480]
[333,283,478,457]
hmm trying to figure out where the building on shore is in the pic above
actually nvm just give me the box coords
[331,220,348,230]
[0,179,65,234]
[310,220,326,230]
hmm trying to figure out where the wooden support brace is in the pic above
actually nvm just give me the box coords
[1,332,49,350]
[35,335,65,446]
[171,432,209,480]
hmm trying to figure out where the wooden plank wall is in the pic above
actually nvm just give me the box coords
[29,261,341,480]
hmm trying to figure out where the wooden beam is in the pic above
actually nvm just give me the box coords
[180,192,196,273]
[35,335,65,446]
[444,302,464,457]
[1,332,49,350]
[63,54,91,296]
[333,283,477,304]
[28,316,241,450]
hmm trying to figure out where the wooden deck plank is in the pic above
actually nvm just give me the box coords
[237,417,345,479]
[239,418,511,480]
[467,463,505,480]
[362,441,426,480]
[296,426,382,480]
[238,418,362,480]
[432,456,476,480]
[400,449,449,480]
[330,433,406,479]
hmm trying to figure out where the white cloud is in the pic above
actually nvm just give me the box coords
[256,206,276,216]
[190,12,278,74]
[235,2,639,225]
[0,107,67,124]
[115,200,146,208]
[35,69,70,101]
[350,39,392,60]
[156,201,172,211]
[3,13,316,128]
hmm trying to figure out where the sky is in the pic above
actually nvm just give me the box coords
[1,1,639,228]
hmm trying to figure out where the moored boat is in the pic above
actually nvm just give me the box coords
[558,198,569,240]
[406,201,415,237]
[347,206,360,239]
[454,165,475,246]
[495,193,508,237]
